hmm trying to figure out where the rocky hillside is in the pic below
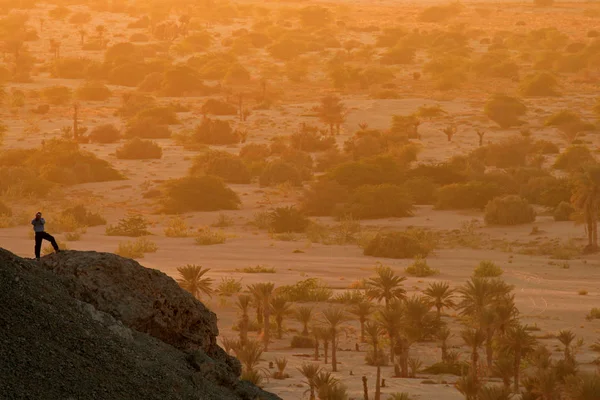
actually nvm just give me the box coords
[0,249,280,400]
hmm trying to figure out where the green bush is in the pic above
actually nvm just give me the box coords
[76,81,111,101]
[484,195,536,226]
[364,230,435,259]
[89,124,120,144]
[0,139,122,185]
[201,99,237,116]
[290,335,315,349]
[402,177,437,205]
[484,94,527,128]
[259,161,302,187]
[116,237,157,259]
[519,72,560,96]
[189,151,251,184]
[328,156,405,189]
[339,184,414,219]
[239,143,270,162]
[553,201,575,222]
[290,125,336,152]
[0,166,54,197]
[136,106,179,125]
[553,145,595,171]
[42,85,72,105]
[436,182,502,210]
[278,278,333,302]
[473,136,532,168]
[117,93,156,118]
[162,176,241,213]
[405,257,439,277]
[520,176,571,207]
[473,260,503,277]
[124,117,172,139]
[269,206,310,233]
[106,215,150,237]
[407,163,467,185]
[115,138,162,160]
[61,205,106,227]
[193,118,241,145]
[301,180,350,216]
[194,228,227,245]
[419,3,462,22]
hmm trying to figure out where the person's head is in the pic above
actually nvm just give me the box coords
[36,212,42,219]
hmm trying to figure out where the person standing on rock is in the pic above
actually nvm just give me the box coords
[31,212,60,260]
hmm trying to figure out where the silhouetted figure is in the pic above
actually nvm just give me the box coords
[32,212,59,260]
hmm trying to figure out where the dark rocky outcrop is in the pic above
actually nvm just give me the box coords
[0,249,280,400]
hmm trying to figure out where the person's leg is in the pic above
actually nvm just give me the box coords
[41,232,60,252]
[34,233,42,259]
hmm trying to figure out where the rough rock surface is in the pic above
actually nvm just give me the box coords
[0,248,280,400]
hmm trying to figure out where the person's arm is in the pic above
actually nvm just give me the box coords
[31,219,36,226]
[40,218,45,226]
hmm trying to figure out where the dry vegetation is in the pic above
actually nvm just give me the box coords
[1,0,600,399]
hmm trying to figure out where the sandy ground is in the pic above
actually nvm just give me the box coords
[2,1,600,399]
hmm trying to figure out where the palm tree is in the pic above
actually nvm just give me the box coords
[403,295,437,342]
[558,329,576,362]
[438,327,452,363]
[313,371,340,395]
[394,335,412,378]
[423,281,455,320]
[311,324,323,361]
[571,164,600,252]
[236,294,251,345]
[501,324,537,393]
[480,308,498,371]
[366,264,406,308]
[251,283,275,351]
[565,373,600,400]
[365,321,384,366]
[461,328,485,386]
[298,363,321,400]
[349,301,373,343]
[316,94,345,135]
[176,265,213,298]
[321,307,348,372]
[477,385,513,400]
[377,306,402,367]
[318,383,348,400]
[247,284,264,333]
[295,305,314,336]
[233,339,263,374]
[457,277,494,323]
[271,296,293,339]
[492,356,514,390]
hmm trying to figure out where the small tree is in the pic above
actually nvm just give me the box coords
[484,94,527,128]
[442,125,457,142]
[271,296,293,339]
[476,130,485,147]
[176,265,213,299]
[316,95,345,135]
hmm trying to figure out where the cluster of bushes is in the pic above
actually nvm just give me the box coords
[484,195,536,226]
[363,229,435,259]
[89,124,121,144]
[189,151,251,184]
[106,215,150,237]
[0,139,122,186]
[161,176,241,213]
[61,205,106,227]
[115,138,163,160]
[116,238,158,259]
[193,118,242,145]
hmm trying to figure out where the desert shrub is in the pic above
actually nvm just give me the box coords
[423,361,465,376]
[117,93,156,119]
[51,57,97,79]
[301,180,350,216]
[240,265,276,273]
[586,308,600,321]
[115,138,162,160]
[278,278,333,302]
[531,140,559,154]
[365,349,389,366]
[189,151,251,184]
[239,143,270,162]
[473,136,532,168]
[76,81,111,101]
[402,177,437,205]
[328,156,405,189]
[0,201,12,216]
[0,139,122,185]
[520,72,560,96]
[124,117,172,139]
[290,335,315,349]
[162,176,241,213]
[484,195,536,226]
[69,12,91,24]
[473,260,503,277]
[164,216,191,237]
[553,201,575,221]
[405,257,439,277]
[259,161,302,187]
[269,206,309,233]
[42,85,72,105]
[136,106,179,125]
[419,3,462,22]
[42,240,68,256]
[201,99,237,116]
[545,110,596,135]
[380,44,416,65]
[216,277,242,296]
[116,237,158,258]
[553,145,595,171]
[193,118,241,145]
[436,182,502,210]
[61,205,106,227]
[521,176,572,207]
[106,215,150,237]
[407,163,467,186]
[364,229,435,259]
[194,227,227,245]
[484,94,527,128]
[290,126,336,152]
[89,124,121,144]
[0,166,54,197]
[339,184,414,219]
